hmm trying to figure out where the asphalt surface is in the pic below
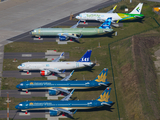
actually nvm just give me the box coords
[1,90,47,98]
[4,52,69,59]
[0,0,120,119]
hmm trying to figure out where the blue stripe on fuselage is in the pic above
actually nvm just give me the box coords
[16,100,102,110]
[17,80,99,89]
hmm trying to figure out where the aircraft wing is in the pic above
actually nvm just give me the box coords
[70,20,81,28]
[61,89,75,101]
[107,5,117,13]
[52,52,64,62]
[61,70,74,81]
[54,108,77,116]
[54,88,70,94]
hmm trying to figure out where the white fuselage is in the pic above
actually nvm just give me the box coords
[18,61,93,71]
[76,13,122,22]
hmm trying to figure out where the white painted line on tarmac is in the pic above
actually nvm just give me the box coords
[33,38,43,40]
[20,92,31,95]
[21,72,32,75]
[22,54,32,57]
[19,112,30,116]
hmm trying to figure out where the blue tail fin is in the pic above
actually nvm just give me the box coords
[96,87,112,105]
[77,50,92,62]
[94,68,108,82]
[99,17,112,29]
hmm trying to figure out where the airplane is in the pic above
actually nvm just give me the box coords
[15,87,113,116]
[75,3,144,23]
[30,17,113,41]
[17,50,94,76]
[16,68,110,95]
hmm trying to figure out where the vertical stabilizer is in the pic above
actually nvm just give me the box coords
[99,17,112,29]
[77,50,92,62]
[130,3,143,14]
[94,68,108,83]
[96,87,112,103]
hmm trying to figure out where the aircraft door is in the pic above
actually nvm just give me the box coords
[76,63,79,67]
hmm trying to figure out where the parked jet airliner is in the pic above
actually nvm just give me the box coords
[76,3,144,23]
[17,50,94,76]
[15,87,113,116]
[16,68,110,95]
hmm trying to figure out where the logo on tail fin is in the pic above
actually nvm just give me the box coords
[99,17,112,29]
[95,72,106,82]
[136,7,140,12]
[94,68,108,82]
[97,87,111,102]
[77,50,92,62]
[98,91,109,102]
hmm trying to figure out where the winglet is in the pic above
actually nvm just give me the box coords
[73,109,77,114]
[52,52,64,62]
[70,89,75,95]
[107,5,117,13]
[61,89,75,101]
[113,5,117,10]
[70,70,74,76]
[70,20,81,28]
[61,70,74,81]
[60,52,64,57]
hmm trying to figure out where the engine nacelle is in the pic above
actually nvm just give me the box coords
[40,70,51,76]
[49,110,61,116]
[59,36,67,41]
[49,89,59,95]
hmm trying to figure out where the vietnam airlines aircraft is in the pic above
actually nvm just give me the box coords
[15,87,113,116]
[17,50,94,76]
[30,17,113,41]
[16,68,109,95]
[76,3,144,23]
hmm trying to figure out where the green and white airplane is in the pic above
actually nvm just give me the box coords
[31,17,113,41]
[75,3,144,23]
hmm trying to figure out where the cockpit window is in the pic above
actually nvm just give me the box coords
[20,83,23,86]
[34,30,36,32]
[19,64,25,67]
[19,104,23,106]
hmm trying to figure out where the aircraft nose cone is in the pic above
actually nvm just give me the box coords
[17,66,20,69]
[15,105,19,109]
[75,16,79,19]
[29,31,32,35]
[16,84,20,89]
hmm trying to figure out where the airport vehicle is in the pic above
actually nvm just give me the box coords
[15,87,113,116]
[16,68,110,95]
[17,50,94,76]
[30,17,113,40]
[76,3,144,23]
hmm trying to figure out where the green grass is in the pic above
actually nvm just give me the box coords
[1,0,160,120]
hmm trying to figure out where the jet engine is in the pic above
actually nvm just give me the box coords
[59,36,67,41]
[40,70,51,76]
[49,110,61,116]
[49,89,60,95]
